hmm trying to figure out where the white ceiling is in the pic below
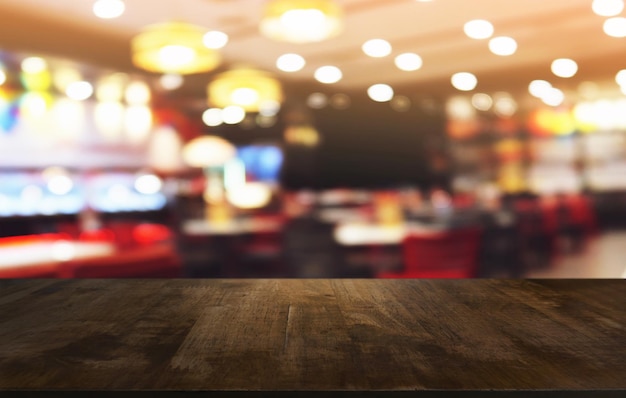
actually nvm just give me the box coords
[1,0,625,104]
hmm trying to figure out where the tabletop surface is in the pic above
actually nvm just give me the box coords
[0,279,624,391]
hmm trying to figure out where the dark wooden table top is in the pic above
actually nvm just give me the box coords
[0,279,624,392]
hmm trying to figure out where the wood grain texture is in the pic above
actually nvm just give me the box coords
[0,279,624,391]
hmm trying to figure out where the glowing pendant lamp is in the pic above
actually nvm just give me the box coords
[207,68,283,113]
[131,21,221,74]
[260,0,343,43]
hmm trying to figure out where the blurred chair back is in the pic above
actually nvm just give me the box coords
[379,227,481,278]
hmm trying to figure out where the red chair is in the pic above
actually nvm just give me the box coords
[378,227,482,278]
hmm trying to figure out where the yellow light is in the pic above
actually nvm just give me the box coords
[124,105,152,144]
[463,19,494,39]
[131,21,221,74]
[20,92,53,119]
[604,17,626,37]
[367,84,394,102]
[207,68,283,112]
[451,72,477,91]
[284,125,321,147]
[94,101,125,141]
[362,39,392,58]
[551,58,578,78]
[0,69,7,86]
[96,73,127,102]
[260,0,343,43]
[227,182,273,209]
[592,0,624,17]
[314,65,342,84]
[276,53,306,72]
[147,126,184,173]
[124,81,151,105]
[394,53,423,71]
[93,0,125,19]
[21,57,47,74]
[182,135,236,168]
[488,36,517,56]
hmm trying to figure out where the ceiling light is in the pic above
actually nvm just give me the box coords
[131,21,221,74]
[0,69,6,86]
[260,0,343,43]
[314,66,342,84]
[182,135,236,168]
[451,72,477,91]
[592,0,624,16]
[446,96,475,120]
[276,53,306,72]
[93,0,125,19]
[203,31,229,49]
[541,87,565,107]
[222,106,246,124]
[394,53,423,71]
[21,57,47,74]
[65,81,93,101]
[367,84,394,102]
[390,96,411,112]
[616,69,626,86]
[463,19,494,39]
[124,81,151,105]
[330,93,351,109]
[488,36,517,56]
[159,73,184,90]
[202,108,223,127]
[529,80,552,98]
[493,94,517,116]
[307,92,328,109]
[362,39,392,58]
[603,17,626,37]
[471,93,492,111]
[208,68,283,112]
[551,58,578,78]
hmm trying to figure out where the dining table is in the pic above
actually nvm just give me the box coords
[0,278,623,396]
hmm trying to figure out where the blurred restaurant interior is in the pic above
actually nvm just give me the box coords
[1,0,626,279]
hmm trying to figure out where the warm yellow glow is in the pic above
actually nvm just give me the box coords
[463,19,494,39]
[362,39,392,58]
[367,84,394,102]
[307,92,328,109]
[96,73,127,102]
[227,182,273,209]
[276,53,306,72]
[123,105,153,144]
[207,68,283,112]
[124,81,151,105]
[615,69,626,86]
[159,73,184,90]
[20,92,53,119]
[451,72,477,91]
[541,87,565,107]
[52,67,82,92]
[471,93,492,111]
[131,21,221,74]
[182,135,236,168]
[551,58,578,78]
[446,96,476,120]
[147,126,184,173]
[20,67,51,91]
[488,36,517,56]
[493,93,517,116]
[52,99,85,140]
[260,0,343,43]
[0,68,6,86]
[314,65,342,84]
[284,124,321,147]
[94,101,125,141]
[394,53,423,71]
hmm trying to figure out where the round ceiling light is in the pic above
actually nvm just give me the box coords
[394,53,423,71]
[488,36,517,56]
[367,84,394,102]
[451,72,478,91]
[314,65,342,84]
[260,0,343,43]
[551,58,578,78]
[362,39,392,58]
[463,19,494,39]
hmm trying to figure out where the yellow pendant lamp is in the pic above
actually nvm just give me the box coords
[131,21,221,74]
[207,67,283,113]
[260,0,343,43]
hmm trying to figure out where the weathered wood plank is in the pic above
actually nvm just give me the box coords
[0,279,624,391]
